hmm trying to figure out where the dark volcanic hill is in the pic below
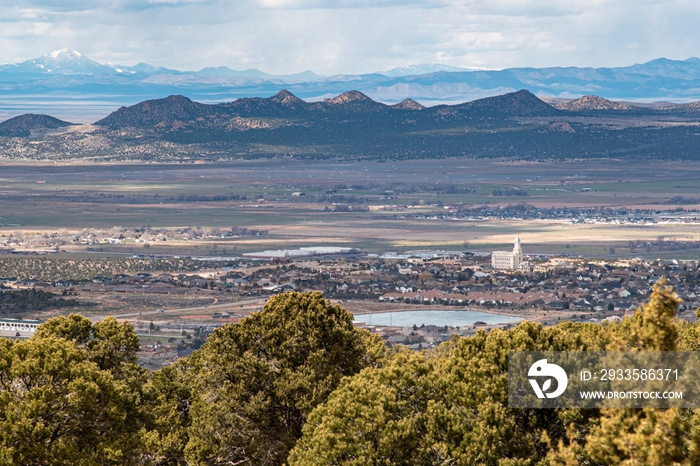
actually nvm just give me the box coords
[662,100,700,113]
[322,91,389,111]
[555,95,637,111]
[436,89,559,118]
[269,89,307,106]
[215,90,311,117]
[324,90,375,105]
[95,95,213,131]
[0,114,73,137]
[392,98,425,110]
[94,88,557,133]
[89,88,564,159]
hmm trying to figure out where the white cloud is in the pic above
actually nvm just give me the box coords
[147,0,208,3]
[0,0,699,73]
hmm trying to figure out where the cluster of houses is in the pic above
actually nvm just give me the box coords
[379,288,561,308]
[3,241,700,334]
[6,246,698,317]
[408,203,700,226]
[0,226,267,254]
[379,290,470,304]
[374,255,700,317]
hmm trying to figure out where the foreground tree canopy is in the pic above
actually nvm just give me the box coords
[0,316,147,465]
[1,284,700,465]
[183,291,387,465]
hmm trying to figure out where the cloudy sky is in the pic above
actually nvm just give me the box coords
[1,0,698,75]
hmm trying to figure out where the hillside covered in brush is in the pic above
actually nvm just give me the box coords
[2,89,700,161]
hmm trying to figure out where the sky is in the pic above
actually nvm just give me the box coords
[1,0,699,75]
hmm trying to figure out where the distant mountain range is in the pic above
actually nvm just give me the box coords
[2,50,700,123]
[2,89,700,162]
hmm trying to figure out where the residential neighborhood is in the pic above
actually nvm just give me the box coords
[3,246,699,355]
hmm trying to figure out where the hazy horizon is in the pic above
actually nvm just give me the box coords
[3,1,700,75]
[4,47,700,77]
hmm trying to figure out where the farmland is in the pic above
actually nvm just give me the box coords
[2,157,700,257]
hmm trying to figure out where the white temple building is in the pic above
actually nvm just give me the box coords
[491,237,529,270]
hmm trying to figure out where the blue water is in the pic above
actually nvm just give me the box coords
[352,310,523,327]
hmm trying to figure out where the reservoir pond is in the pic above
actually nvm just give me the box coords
[352,310,523,327]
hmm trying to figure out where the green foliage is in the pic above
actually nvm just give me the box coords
[184,291,387,465]
[35,312,93,342]
[141,362,193,465]
[0,288,80,313]
[288,350,445,465]
[0,316,147,465]
[0,257,220,282]
[36,314,142,377]
[290,321,599,465]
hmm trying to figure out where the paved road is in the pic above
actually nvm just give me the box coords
[92,297,268,322]
[0,329,34,339]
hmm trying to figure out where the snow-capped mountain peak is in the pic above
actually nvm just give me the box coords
[48,48,83,59]
[19,49,112,75]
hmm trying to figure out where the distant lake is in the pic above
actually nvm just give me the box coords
[352,310,523,327]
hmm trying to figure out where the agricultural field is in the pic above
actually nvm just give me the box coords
[2,157,700,258]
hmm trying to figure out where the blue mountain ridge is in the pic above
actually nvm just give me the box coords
[2,50,700,122]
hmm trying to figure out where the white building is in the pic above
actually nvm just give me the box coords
[0,318,42,333]
[492,237,529,270]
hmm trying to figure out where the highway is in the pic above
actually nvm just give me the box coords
[91,297,268,322]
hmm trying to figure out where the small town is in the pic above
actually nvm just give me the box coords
[2,238,699,359]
